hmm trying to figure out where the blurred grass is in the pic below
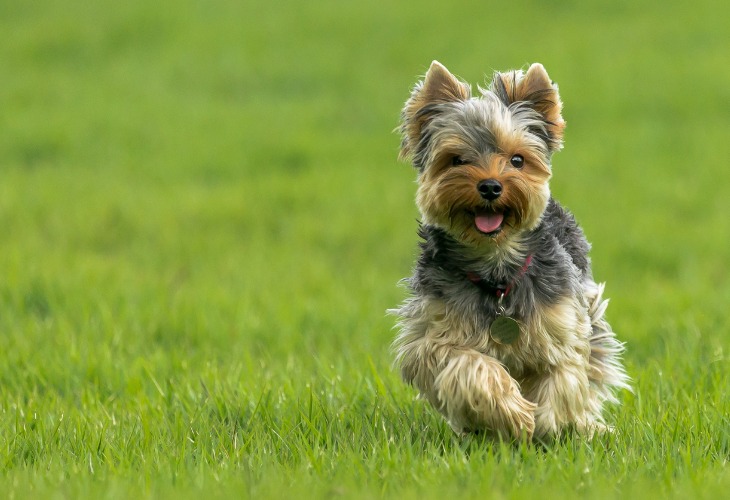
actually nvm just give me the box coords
[1,0,730,498]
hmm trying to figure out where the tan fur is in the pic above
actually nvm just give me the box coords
[518,296,595,437]
[493,63,566,148]
[400,61,471,161]
[415,149,550,247]
[394,298,536,438]
[394,282,617,440]
[405,64,556,249]
[393,61,628,441]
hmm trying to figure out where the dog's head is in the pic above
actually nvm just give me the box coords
[399,61,565,248]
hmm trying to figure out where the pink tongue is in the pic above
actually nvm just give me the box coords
[475,212,504,233]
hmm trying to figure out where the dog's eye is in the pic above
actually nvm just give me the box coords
[451,156,468,166]
[510,154,524,168]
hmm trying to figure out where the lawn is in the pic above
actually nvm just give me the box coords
[1,0,730,497]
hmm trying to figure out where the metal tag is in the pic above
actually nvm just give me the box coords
[490,316,521,345]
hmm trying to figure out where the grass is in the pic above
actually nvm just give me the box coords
[1,0,730,497]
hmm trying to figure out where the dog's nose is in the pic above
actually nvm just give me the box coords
[477,179,503,200]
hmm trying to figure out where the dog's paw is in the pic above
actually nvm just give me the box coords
[578,421,614,437]
[480,389,537,440]
[533,410,613,439]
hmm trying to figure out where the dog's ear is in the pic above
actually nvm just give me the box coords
[491,63,565,151]
[399,61,471,164]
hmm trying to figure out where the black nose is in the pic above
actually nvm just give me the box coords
[477,179,503,200]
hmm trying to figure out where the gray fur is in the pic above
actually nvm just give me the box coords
[409,199,590,330]
[412,92,552,173]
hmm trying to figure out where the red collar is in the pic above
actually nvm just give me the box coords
[467,254,533,298]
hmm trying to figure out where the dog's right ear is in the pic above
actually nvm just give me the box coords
[399,61,471,165]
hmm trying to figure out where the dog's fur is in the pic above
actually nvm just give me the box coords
[391,61,629,440]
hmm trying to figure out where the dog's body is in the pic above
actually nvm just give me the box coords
[391,61,629,440]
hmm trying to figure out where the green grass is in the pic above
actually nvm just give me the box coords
[2,0,730,497]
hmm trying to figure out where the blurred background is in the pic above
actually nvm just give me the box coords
[2,0,730,385]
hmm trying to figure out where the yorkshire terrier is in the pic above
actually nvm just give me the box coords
[391,61,629,440]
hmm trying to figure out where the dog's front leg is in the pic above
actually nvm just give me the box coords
[397,335,536,439]
[434,349,536,438]
[521,297,605,438]
[521,361,594,438]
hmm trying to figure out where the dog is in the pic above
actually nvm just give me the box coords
[391,61,629,440]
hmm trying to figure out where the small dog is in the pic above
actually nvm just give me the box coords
[391,61,629,440]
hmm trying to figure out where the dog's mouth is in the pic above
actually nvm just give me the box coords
[474,209,505,236]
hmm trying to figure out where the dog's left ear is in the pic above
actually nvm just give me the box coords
[491,63,565,152]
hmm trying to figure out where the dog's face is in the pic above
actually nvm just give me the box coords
[400,62,565,248]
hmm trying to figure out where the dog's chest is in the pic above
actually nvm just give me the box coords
[482,326,552,376]
[448,295,567,375]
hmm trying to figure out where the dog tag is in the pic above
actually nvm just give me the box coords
[490,293,520,345]
[490,316,521,345]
